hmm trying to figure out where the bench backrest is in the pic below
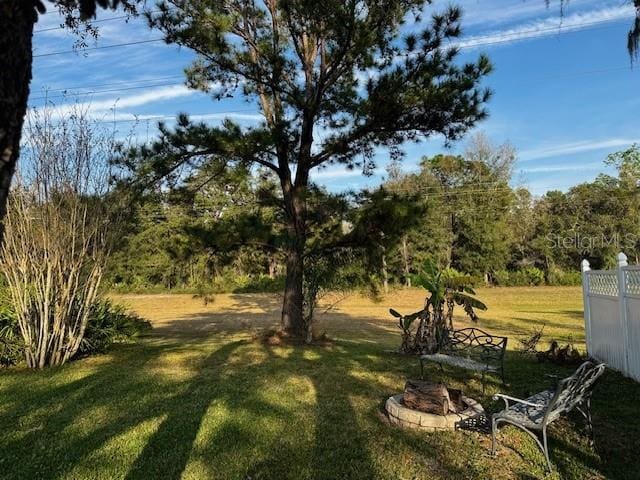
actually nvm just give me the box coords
[440,328,508,364]
[544,361,606,424]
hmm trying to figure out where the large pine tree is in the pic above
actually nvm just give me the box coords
[126,0,492,336]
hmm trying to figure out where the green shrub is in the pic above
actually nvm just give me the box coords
[493,270,511,286]
[493,267,545,286]
[232,275,285,293]
[547,268,582,286]
[522,267,545,286]
[0,291,22,366]
[80,299,152,355]
[106,272,285,295]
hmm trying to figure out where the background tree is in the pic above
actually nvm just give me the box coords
[0,0,140,242]
[124,0,492,337]
[419,150,514,279]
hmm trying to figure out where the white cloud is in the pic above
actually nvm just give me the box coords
[190,112,263,122]
[517,162,603,174]
[312,167,365,180]
[110,111,264,123]
[520,139,639,161]
[32,84,201,121]
[311,165,388,181]
[455,4,635,50]
[98,85,196,109]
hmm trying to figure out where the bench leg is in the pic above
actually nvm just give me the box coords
[494,419,553,473]
[576,397,594,442]
[542,425,552,473]
[491,416,498,456]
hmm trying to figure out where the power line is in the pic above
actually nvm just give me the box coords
[27,59,637,108]
[32,16,630,59]
[34,7,175,33]
[30,74,184,95]
[35,13,133,33]
[33,38,165,58]
[29,80,185,102]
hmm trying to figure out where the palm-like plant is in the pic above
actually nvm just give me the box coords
[390,261,486,354]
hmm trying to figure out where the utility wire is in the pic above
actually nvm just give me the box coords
[35,13,133,33]
[34,7,176,33]
[33,38,165,58]
[27,59,637,115]
[29,80,186,102]
[32,17,629,59]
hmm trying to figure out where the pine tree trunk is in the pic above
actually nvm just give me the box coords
[0,2,36,243]
[280,185,306,336]
[282,243,304,335]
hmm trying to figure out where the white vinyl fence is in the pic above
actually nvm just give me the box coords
[582,252,640,381]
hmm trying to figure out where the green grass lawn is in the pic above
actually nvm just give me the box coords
[1,287,638,479]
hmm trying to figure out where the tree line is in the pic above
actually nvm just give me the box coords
[105,135,640,292]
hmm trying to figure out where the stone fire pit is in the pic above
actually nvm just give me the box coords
[385,389,484,432]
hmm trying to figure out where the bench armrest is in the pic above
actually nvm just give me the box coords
[493,393,546,409]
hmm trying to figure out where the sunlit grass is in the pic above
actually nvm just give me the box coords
[0,287,637,479]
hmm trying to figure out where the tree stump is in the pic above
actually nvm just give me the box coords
[403,380,461,415]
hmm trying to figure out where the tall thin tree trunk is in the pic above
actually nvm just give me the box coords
[0,2,36,243]
[401,235,411,287]
[381,248,389,294]
[268,255,277,278]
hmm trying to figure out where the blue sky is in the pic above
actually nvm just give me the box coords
[30,0,640,195]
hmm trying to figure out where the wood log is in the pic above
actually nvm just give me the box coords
[403,380,457,415]
[537,340,584,365]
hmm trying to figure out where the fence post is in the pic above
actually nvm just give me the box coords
[581,259,591,356]
[617,252,630,375]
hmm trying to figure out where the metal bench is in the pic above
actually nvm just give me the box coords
[491,360,606,472]
[420,327,507,392]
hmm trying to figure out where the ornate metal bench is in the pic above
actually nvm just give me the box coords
[420,327,507,392]
[491,360,606,472]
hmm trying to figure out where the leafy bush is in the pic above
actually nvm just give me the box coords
[106,272,285,295]
[0,291,22,366]
[493,267,545,286]
[80,299,152,355]
[493,270,511,286]
[519,267,545,286]
[547,268,582,286]
[213,272,284,293]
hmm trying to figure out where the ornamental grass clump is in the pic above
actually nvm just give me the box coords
[0,105,126,368]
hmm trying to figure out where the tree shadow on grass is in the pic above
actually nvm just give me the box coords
[1,308,639,480]
[0,332,285,479]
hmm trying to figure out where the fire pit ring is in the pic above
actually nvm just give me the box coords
[385,393,484,432]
